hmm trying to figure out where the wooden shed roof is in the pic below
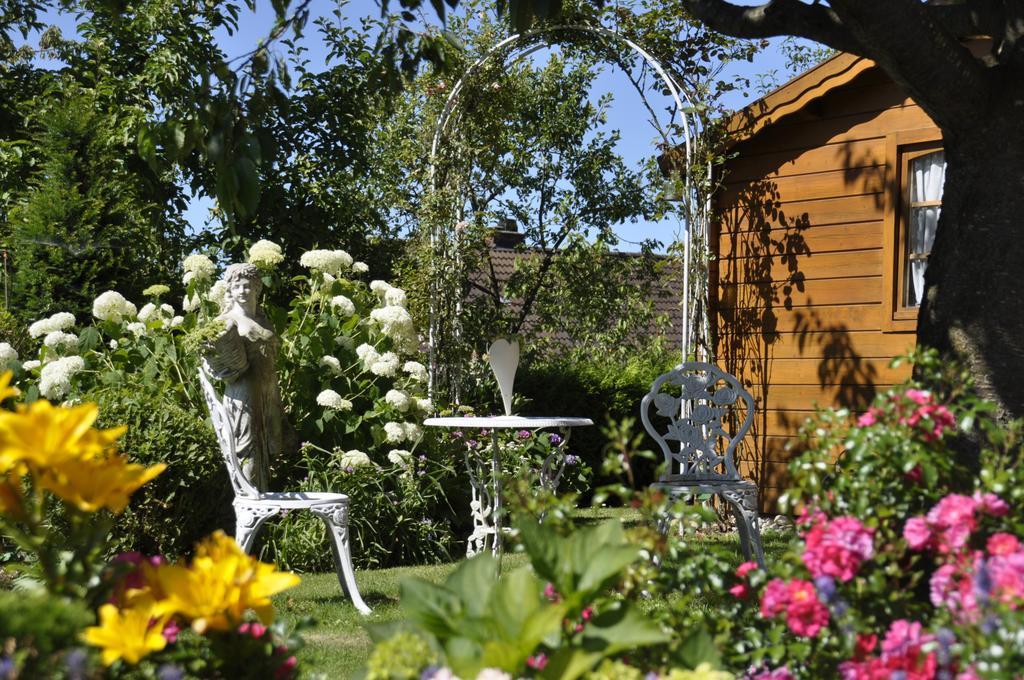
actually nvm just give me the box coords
[725,52,875,147]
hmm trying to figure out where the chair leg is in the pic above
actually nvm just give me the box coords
[311,504,371,615]
[720,487,766,568]
[234,502,279,553]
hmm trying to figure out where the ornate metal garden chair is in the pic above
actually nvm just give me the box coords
[198,366,371,614]
[641,362,766,566]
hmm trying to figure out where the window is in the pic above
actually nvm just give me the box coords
[881,130,944,331]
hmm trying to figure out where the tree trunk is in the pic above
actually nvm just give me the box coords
[917,92,1024,420]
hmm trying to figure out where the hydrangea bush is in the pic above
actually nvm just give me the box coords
[5,240,462,567]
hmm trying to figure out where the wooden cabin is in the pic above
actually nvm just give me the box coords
[713,53,948,507]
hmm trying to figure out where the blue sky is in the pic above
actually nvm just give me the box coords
[32,0,796,251]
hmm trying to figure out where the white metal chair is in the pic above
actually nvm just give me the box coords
[198,366,371,613]
[641,362,765,566]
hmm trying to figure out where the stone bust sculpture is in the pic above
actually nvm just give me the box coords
[205,262,284,492]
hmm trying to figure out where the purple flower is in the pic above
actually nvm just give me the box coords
[64,650,87,680]
[451,431,464,439]
[467,439,478,449]
[157,665,185,680]
[549,433,563,445]
[344,466,354,473]
[516,429,531,439]
[419,454,427,462]
[565,454,581,466]
[813,575,837,602]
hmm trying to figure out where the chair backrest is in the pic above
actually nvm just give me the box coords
[198,365,259,498]
[640,362,754,481]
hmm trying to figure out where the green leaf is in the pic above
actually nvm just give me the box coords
[674,625,721,670]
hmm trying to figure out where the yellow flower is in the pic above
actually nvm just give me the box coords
[664,664,735,680]
[36,454,165,513]
[0,371,19,403]
[155,531,300,632]
[81,601,168,666]
[0,400,124,474]
[0,475,23,519]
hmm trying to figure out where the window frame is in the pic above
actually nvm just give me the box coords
[881,128,944,333]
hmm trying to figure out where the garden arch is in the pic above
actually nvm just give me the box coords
[424,24,712,396]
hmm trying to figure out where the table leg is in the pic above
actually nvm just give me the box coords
[462,440,501,558]
[490,430,502,557]
[539,426,572,493]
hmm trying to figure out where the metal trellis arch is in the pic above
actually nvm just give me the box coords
[425,24,712,396]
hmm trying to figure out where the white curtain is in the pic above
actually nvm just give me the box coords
[907,151,945,305]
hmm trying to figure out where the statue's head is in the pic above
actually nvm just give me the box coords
[223,263,262,314]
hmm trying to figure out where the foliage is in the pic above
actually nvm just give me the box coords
[92,387,232,559]
[0,590,93,678]
[367,519,672,680]
[0,309,29,359]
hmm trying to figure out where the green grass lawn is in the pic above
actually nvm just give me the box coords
[275,508,792,678]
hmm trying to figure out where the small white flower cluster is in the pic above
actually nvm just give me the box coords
[138,302,175,323]
[338,449,371,468]
[22,360,40,371]
[352,262,369,274]
[415,397,433,414]
[387,449,412,467]
[28,312,75,338]
[248,239,284,268]
[370,280,407,307]
[299,249,353,276]
[383,421,422,444]
[385,389,410,412]
[92,291,137,323]
[316,389,352,411]
[183,254,216,283]
[330,295,356,317]
[319,355,342,375]
[369,305,417,353]
[43,331,78,352]
[142,284,170,297]
[126,322,147,338]
[0,342,18,371]
[39,355,85,400]
[356,344,400,377]
[403,361,428,383]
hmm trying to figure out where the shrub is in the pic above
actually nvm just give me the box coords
[0,590,93,678]
[92,386,233,558]
[0,308,30,359]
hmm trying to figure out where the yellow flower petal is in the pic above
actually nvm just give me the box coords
[81,602,168,666]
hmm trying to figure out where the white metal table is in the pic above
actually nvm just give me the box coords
[423,415,593,556]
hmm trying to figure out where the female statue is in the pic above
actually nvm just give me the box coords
[206,263,284,492]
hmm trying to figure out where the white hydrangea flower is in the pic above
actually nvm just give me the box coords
[369,280,390,296]
[160,303,174,317]
[248,239,284,268]
[352,261,369,274]
[126,322,147,338]
[385,389,410,412]
[0,342,18,370]
[182,293,199,312]
[142,284,170,297]
[138,302,158,322]
[402,422,422,442]
[170,316,184,328]
[43,331,78,352]
[183,271,196,286]
[384,286,407,307]
[322,272,336,284]
[207,280,228,309]
[369,306,417,353]
[403,361,428,383]
[384,421,405,443]
[387,449,412,467]
[330,295,356,317]
[415,397,434,413]
[39,355,85,400]
[316,389,352,411]
[319,355,342,375]
[28,312,75,338]
[108,340,119,350]
[299,249,353,276]
[92,291,136,323]
[22,360,40,371]
[339,449,371,468]
[183,253,216,281]
[356,344,380,371]
[371,352,400,377]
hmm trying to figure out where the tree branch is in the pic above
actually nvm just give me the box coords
[683,0,862,54]
[828,0,992,132]
[926,0,1004,39]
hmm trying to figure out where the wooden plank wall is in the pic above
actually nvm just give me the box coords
[712,68,932,507]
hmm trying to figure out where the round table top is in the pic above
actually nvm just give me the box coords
[423,415,594,429]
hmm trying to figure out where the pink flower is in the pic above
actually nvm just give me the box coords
[729,583,750,599]
[904,389,931,405]
[903,517,933,551]
[929,556,980,622]
[857,410,878,427]
[973,491,1009,517]
[926,494,978,554]
[802,515,875,582]
[162,619,181,643]
[760,578,789,618]
[745,667,793,680]
[988,549,1024,604]
[882,620,931,658]
[580,606,594,621]
[736,561,759,578]
[275,655,298,680]
[543,582,560,602]
[987,532,1020,556]
[783,580,830,638]
[526,653,548,670]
